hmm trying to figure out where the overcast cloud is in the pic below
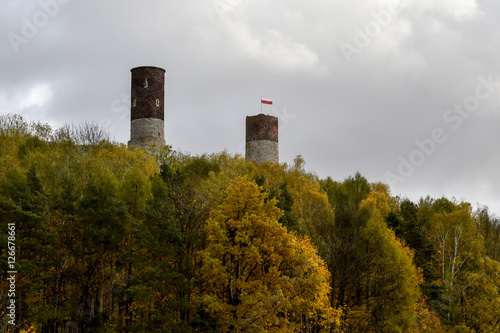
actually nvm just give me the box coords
[1,0,499,215]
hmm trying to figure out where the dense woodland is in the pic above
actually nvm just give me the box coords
[1,113,500,332]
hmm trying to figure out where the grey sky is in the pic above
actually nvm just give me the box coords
[1,0,499,215]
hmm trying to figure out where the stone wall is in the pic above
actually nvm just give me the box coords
[128,66,166,150]
[245,140,279,164]
[245,114,279,164]
[128,118,165,149]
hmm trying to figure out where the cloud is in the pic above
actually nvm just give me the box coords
[408,0,480,20]
[1,0,499,215]
[223,20,319,71]
[19,84,53,109]
[0,83,53,114]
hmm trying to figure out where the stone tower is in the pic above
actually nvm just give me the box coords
[245,114,279,164]
[127,66,166,149]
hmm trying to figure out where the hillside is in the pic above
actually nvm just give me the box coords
[1,114,499,332]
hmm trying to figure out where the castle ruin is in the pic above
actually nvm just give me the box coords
[127,66,279,164]
[245,114,279,164]
[127,66,166,149]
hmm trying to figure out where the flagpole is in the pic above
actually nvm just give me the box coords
[260,96,262,114]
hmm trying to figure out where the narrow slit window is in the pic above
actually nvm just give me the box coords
[156,99,160,106]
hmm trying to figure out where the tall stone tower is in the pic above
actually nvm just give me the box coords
[128,66,166,149]
[245,114,279,164]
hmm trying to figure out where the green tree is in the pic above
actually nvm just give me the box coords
[273,181,298,231]
[427,198,500,331]
[355,210,421,331]
[119,167,152,218]
[321,173,424,332]
[70,170,130,331]
[120,155,219,331]
[0,167,56,331]
[121,175,193,332]
[475,206,500,262]
[385,199,440,302]
[320,173,371,311]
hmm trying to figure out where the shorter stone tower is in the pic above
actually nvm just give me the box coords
[245,114,279,164]
[128,66,166,149]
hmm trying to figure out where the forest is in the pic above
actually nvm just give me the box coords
[1,113,500,332]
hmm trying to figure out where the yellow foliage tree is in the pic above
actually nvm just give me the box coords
[409,297,445,333]
[195,177,342,332]
[359,182,391,216]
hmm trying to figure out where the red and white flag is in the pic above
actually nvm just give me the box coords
[261,98,273,105]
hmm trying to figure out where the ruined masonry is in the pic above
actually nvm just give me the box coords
[245,114,279,164]
[127,66,166,149]
[128,66,279,164]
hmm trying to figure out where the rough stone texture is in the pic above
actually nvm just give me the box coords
[245,140,279,164]
[245,114,279,163]
[246,114,278,142]
[128,66,166,150]
[130,118,164,140]
[130,66,165,121]
[128,118,165,149]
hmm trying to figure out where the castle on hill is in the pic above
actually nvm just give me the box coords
[127,66,279,164]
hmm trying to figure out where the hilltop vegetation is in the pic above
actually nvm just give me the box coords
[1,114,500,332]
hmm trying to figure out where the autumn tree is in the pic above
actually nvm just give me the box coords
[195,177,341,332]
[321,173,426,332]
[423,198,500,330]
[3,114,500,332]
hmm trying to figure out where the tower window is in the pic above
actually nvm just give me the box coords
[264,123,267,128]
[133,99,136,107]
[158,132,161,137]
[156,99,160,106]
